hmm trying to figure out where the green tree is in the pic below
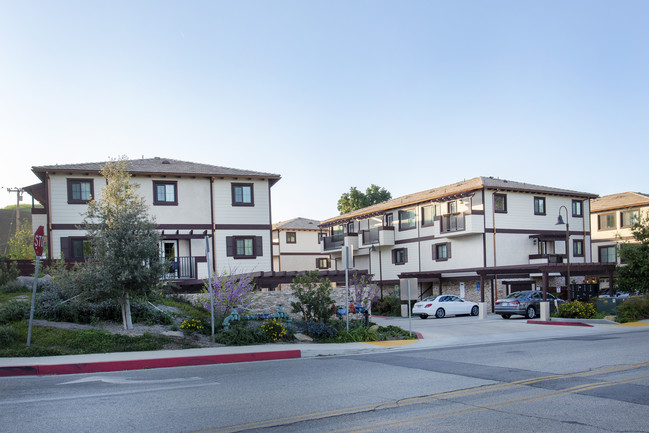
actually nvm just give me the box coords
[82,157,167,329]
[337,184,391,214]
[290,271,334,322]
[616,211,649,294]
[7,220,36,260]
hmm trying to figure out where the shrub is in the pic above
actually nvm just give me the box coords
[376,325,417,341]
[261,318,287,342]
[200,270,256,318]
[214,323,266,345]
[0,260,20,286]
[0,300,30,324]
[34,284,173,325]
[615,295,649,323]
[290,271,334,323]
[556,301,597,319]
[327,325,379,343]
[0,324,19,346]
[0,280,30,294]
[298,320,337,340]
[372,296,401,316]
[180,318,208,334]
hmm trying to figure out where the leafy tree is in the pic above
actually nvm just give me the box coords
[364,184,392,207]
[337,184,391,214]
[7,220,36,260]
[81,158,167,330]
[290,271,334,322]
[616,211,649,294]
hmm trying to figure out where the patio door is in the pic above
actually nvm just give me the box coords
[161,241,178,277]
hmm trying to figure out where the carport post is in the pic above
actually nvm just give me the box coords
[478,273,487,320]
[540,269,550,321]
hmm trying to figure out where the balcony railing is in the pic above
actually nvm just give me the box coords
[440,214,465,233]
[323,233,345,251]
[165,256,196,280]
[362,228,380,245]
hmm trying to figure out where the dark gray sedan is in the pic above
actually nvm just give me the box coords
[494,290,565,319]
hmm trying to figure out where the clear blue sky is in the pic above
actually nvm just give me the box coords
[1,1,647,222]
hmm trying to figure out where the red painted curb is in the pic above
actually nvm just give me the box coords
[527,320,593,327]
[0,350,302,377]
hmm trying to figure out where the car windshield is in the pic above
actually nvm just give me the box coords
[421,296,438,302]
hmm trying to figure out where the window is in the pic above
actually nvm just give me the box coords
[599,246,616,263]
[448,201,457,214]
[422,205,438,226]
[432,242,451,261]
[61,237,91,259]
[572,200,583,217]
[71,238,90,259]
[399,210,416,231]
[286,232,296,244]
[494,194,507,213]
[316,258,330,269]
[67,179,94,204]
[573,239,584,257]
[347,221,355,233]
[598,213,616,230]
[534,197,546,215]
[226,236,262,259]
[621,210,639,228]
[385,213,393,227]
[232,183,254,206]
[153,181,178,205]
[392,248,408,265]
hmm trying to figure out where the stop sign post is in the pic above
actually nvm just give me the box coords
[27,226,45,347]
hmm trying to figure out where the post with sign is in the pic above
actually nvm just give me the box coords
[27,226,45,347]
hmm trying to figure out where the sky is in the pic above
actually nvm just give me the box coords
[1,0,647,223]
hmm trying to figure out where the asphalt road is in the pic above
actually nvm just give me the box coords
[2,321,648,433]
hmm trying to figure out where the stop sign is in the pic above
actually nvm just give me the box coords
[33,226,44,257]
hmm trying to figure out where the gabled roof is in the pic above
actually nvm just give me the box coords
[273,217,321,230]
[320,176,597,227]
[31,157,281,185]
[591,192,649,213]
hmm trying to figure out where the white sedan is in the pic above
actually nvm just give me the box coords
[412,295,479,319]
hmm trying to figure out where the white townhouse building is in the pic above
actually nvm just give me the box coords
[272,217,331,273]
[319,177,616,313]
[24,157,281,289]
[591,192,649,265]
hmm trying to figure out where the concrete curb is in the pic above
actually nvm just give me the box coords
[0,350,302,377]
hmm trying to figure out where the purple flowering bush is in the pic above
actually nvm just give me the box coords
[200,271,256,318]
[350,273,379,314]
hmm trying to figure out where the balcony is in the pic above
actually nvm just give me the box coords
[438,214,484,237]
[360,226,395,247]
[165,256,197,280]
[529,254,564,265]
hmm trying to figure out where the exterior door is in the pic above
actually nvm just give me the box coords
[161,241,178,277]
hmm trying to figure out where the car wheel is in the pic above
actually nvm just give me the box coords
[526,306,537,319]
[501,314,510,319]
[471,306,479,316]
[435,308,445,319]
[419,314,428,319]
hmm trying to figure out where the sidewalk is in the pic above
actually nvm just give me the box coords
[1,315,645,377]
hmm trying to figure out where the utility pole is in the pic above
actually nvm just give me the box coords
[5,187,24,235]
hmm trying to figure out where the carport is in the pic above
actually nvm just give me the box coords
[399,262,616,320]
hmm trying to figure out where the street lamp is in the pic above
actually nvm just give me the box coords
[556,205,571,300]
